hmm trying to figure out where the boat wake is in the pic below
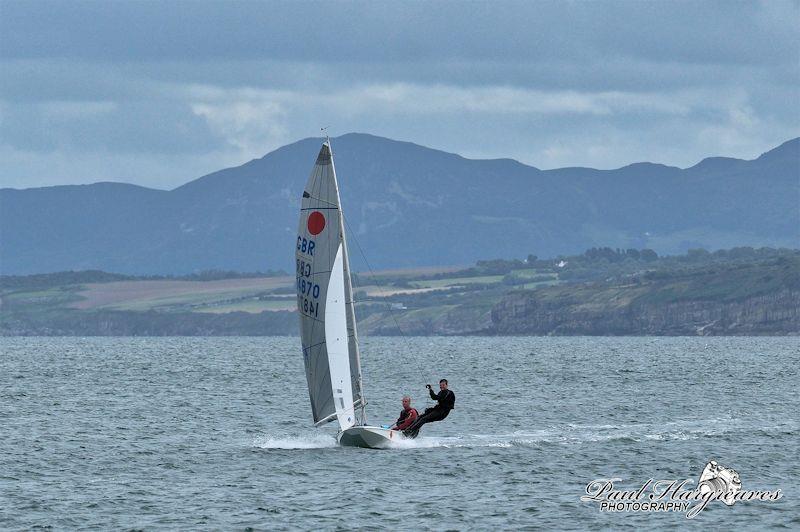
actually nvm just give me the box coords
[253,433,337,450]
[252,417,786,451]
[381,417,782,450]
[384,433,541,450]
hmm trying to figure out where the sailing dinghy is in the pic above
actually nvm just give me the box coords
[295,140,408,449]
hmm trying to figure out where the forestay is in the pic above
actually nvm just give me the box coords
[296,142,364,431]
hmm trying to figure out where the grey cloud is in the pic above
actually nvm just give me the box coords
[0,99,221,154]
[0,0,797,188]
[3,56,797,101]
[1,1,796,66]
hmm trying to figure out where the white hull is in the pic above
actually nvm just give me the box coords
[337,426,407,449]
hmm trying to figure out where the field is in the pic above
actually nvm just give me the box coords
[410,275,504,288]
[1,266,479,317]
[71,277,293,312]
[0,261,636,330]
[192,299,296,314]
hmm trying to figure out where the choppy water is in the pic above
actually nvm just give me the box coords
[1,336,798,530]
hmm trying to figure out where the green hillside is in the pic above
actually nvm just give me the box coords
[2,247,797,336]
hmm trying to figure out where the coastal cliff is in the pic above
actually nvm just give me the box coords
[490,288,799,336]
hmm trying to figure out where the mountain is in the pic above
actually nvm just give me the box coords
[1,134,798,275]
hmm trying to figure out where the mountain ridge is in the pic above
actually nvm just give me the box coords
[1,133,798,275]
[5,133,795,194]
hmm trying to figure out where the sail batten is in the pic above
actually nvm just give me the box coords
[296,141,364,430]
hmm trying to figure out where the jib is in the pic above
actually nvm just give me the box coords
[297,236,315,256]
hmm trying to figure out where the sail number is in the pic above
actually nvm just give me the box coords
[297,236,315,256]
[297,277,321,299]
[299,296,319,318]
[296,259,312,278]
[296,261,321,318]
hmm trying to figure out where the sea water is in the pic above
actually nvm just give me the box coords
[1,336,798,530]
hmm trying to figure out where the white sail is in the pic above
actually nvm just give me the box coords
[296,142,363,431]
[333,149,365,421]
[324,245,355,429]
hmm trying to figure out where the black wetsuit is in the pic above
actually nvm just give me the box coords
[403,388,455,437]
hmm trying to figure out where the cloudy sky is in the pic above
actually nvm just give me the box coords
[1,0,798,189]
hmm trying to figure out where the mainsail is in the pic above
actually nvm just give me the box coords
[296,142,364,431]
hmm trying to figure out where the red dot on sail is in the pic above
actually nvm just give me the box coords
[307,211,326,235]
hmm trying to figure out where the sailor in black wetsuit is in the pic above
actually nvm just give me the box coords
[403,379,455,438]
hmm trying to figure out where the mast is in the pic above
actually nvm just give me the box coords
[327,139,367,425]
